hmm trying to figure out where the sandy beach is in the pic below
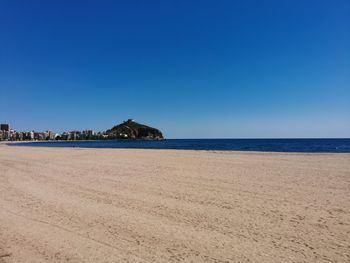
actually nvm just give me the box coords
[0,144,349,262]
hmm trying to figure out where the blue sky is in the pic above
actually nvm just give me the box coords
[0,0,349,138]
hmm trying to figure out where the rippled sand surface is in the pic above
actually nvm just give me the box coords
[0,144,349,262]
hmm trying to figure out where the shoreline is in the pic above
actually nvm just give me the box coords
[4,139,350,155]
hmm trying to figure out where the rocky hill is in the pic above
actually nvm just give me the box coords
[106,119,164,140]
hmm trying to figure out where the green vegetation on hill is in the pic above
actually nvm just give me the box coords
[106,119,164,140]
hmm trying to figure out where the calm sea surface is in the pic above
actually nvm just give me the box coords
[10,139,350,153]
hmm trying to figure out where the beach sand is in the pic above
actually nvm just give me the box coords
[0,144,349,262]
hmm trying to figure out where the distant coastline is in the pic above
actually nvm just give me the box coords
[0,119,164,142]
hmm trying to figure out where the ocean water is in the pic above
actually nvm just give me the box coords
[9,139,350,153]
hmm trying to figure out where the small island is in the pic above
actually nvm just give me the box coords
[106,119,164,140]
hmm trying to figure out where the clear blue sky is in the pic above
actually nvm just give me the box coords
[0,0,349,138]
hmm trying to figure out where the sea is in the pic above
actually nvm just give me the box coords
[9,138,350,153]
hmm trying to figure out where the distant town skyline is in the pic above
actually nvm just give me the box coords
[0,119,163,141]
[1,1,349,138]
[0,122,104,141]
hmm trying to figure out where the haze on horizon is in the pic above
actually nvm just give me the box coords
[0,1,349,138]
